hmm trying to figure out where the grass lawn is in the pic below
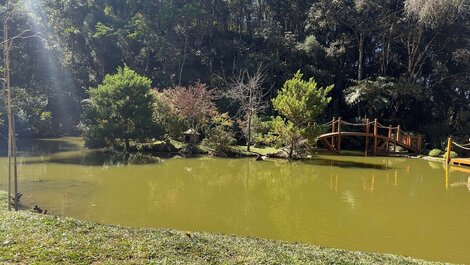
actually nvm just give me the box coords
[0,192,444,264]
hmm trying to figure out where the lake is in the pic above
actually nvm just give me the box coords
[0,138,469,263]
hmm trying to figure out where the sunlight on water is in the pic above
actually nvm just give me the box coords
[1,138,469,264]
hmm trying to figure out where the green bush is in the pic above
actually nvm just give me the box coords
[202,113,236,156]
[428,149,442,157]
[203,126,236,156]
[443,151,458,159]
[81,66,157,151]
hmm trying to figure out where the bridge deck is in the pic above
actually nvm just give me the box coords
[317,131,418,154]
[317,117,422,156]
[452,158,470,167]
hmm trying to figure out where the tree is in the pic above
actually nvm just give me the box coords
[403,0,466,83]
[151,90,186,138]
[269,116,304,159]
[4,87,53,137]
[344,77,425,126]
[81,66,157,151]
[202,113,236,156]
[307,0,382,81]
[1,0,48,211]
[0,0,467,150]
[225,67,267,151]
[272,70,333,158]
[273,71,333,126]
[161,82,218,133]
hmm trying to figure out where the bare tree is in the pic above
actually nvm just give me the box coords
[225,67,268,152]
[1,2,45,211]
[403,0,467,83]
[404,0,465,27]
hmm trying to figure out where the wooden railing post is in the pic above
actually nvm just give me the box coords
[373,118,378,155]
[337,117,342,154]
[387,125,392,152]
[331,117,336,149]
[418,135,422,154]
[446,137,453,165]
[365,118,369,156]
[396,125,401,143]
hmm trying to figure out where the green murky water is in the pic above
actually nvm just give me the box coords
[1,138,469,263]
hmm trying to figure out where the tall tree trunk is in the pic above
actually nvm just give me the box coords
[380,33,388,76]
[178,29,188,86]
[4,18,18,211]
[407,30,421,83]
[3,19,11,211]
[12,115,18,211]
[145,47,151,73]
[380,32,392,76]
[125,138,130,152]
[247,112,252,152]
[407,26,437,84]
[383,25,393,76]
[358,33,365,81]
[406,27,427,83]
[247,85,253,152]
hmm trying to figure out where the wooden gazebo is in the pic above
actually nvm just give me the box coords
[183,128,201,144]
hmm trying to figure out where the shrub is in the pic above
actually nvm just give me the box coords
[202,113,236,156]
[203,126,236,156]
[428,149,442,157]
[82,66,157,151]
[443,151,458,159]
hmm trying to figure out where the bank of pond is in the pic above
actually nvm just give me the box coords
[0,137,469,264]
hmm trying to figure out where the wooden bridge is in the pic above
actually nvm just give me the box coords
[317,117,422,156]
[446,137,470,167]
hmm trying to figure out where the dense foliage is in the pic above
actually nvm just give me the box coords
[160,83,218,133]
[202,113,237,156]
[428,149,442,158]
[0,0,468,149]
[272,71,333,158]
[81,67,157,150]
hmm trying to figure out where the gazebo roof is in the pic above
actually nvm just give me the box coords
[183,128,200,135]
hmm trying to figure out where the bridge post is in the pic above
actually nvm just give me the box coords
[396,125,401,143]
[365,118,369,156]
[332,117,336,149]
[446,137,453,164]
[373,118,378,155]
[387,125,392,152]
[337,117,342,154]
[418,135,422,154]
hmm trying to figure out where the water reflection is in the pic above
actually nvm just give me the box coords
[303,157,390,170]
[0,137,83,157]
[0,138,470,263]
[22,149,162,167]
[445,165,470,191]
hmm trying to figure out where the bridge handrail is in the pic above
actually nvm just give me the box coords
[342,121,374,127]
[377,122,399,130]
[446,137,470,164]
[322,120,334,127]
[319,117,423,155]
[453,141,470,151]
